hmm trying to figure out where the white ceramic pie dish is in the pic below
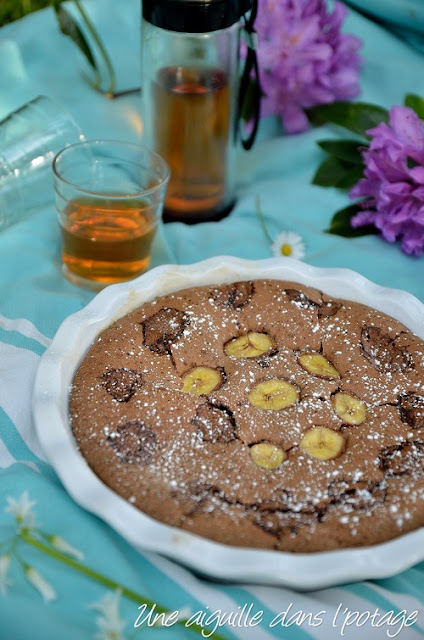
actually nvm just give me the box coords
[32,256,424,590]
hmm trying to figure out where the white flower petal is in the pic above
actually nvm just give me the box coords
[96,615,126,636]
[91,589,121,617]
[5,491,37,530]
[177,606,192,622]
[91,589,126,640]
[0,554,10,575]
[50,536,84,561]
[95,629,125,640]
[0,554,12,596]
[25,566,57,603]
[272,230,306,260]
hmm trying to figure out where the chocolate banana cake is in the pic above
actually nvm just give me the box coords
[69,280,424,552]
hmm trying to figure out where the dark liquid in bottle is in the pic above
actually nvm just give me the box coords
[153,66,232,222]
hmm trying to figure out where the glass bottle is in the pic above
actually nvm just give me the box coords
[141,0,253,223]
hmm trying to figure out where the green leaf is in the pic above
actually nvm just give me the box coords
[326,204,379,238]
[317,139,366,165]
[407,156,419,169]
[335,165,365,190]
[313,157,346,187]
[312,156,363,189]
[53,2,97,71]
[308,102,389,137]
[404,94,424,119]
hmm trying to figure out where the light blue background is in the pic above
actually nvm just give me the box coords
[0,1,423,639]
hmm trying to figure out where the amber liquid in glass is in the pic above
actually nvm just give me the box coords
[153,66,230,221]
[61,197,156,287]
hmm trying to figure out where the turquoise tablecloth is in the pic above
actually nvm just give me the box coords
[0,1,423,639]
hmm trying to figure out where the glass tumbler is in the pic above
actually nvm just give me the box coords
[0,95,84,230]
[53,140,169,290]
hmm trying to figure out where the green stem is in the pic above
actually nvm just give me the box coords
[108,86,141,100]
[73,0,116,95]
[21,532,229,640]
[83,67,102,92]
[255,195,273,245]
[22,531,160,606]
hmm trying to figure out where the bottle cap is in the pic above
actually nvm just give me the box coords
[142,0,253,33]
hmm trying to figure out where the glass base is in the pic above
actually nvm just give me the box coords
[62,264,143,291]
[163,198,235,224]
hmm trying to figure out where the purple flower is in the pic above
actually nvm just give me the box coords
[255,0,362,133]
[350,106,424,256]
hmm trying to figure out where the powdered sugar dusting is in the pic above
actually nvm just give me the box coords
[69,279,424,553]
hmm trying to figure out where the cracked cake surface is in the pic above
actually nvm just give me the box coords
[69,280,424,552]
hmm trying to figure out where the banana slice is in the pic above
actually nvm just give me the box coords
[181,367,222,396]
[224,332,273,358]
[248,379,299,411]
[250,443,286,469]
[298,353,340,379]
[332,392,367,425]
[300,427,345,461]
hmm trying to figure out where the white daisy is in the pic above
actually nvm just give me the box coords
[5,492,37,531]
[272,231,306,259]
[91,589,126,640]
